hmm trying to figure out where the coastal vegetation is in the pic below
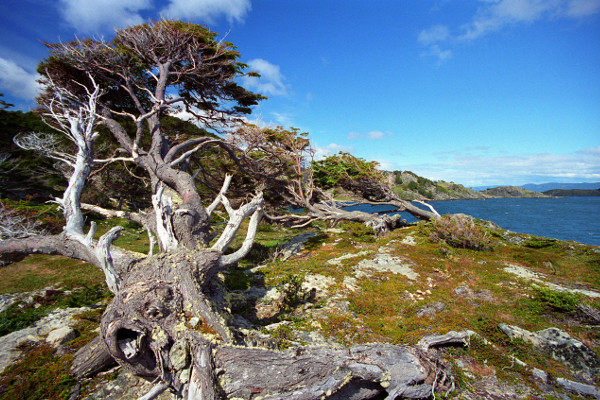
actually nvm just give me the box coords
[0,202,599,399]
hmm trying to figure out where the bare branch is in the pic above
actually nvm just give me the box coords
[414,200,441,219]
[220,196,264,267]
[211,192,264,255]
[205,174,233,217]
[0,202,46,241]
[81,203,148,227]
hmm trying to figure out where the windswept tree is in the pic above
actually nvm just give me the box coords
[229,125,440,234]
[0,21,446,399]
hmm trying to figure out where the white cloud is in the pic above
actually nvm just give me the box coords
[460,0,600,41]
[418,25,450,45]
[58,0,152,33]
[419,0,600,60]
[404,146,600,186]
[160,0,251,23]
[313,143,354,160]
[421,44,453,63]
[270,112,294,126]
[347,130,393,140]
[566,0,600,17]
[0,57,42,101]
[242,59,288,96]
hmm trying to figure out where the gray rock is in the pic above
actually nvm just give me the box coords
[86,369,175,399]
[556,377,600,399]
[355,253,419,280]
[168,339,189,371]
[276,232,318,260]
[225,292,247,312]
[46,326,77,347]
[537,327,600,383]
[415,301,445,318]
[0,306,90,373]
[499,324,600,383]
[531,368,548,383]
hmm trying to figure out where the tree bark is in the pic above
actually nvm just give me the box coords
[71,335,117,378]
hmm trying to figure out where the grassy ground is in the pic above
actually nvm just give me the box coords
[1,205,599,398]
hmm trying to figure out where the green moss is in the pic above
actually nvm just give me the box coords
[0,285,110,336]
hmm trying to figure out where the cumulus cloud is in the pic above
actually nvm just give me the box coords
[419,0,600,61]
[58,0,152,33]
[0,57,41,101]
[242,59,288,96]
[160,0,251,23]
[57,0,251,34]
[404,146,600,186]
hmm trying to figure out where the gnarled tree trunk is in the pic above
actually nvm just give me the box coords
[74,248,446,400]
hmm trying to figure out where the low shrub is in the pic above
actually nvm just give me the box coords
[339,221,376,243]
[523,237,558,249]
[531,286,580,313]
[280,274,307,310]
[426,214,494,251]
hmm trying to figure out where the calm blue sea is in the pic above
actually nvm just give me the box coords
[343,197,600,246]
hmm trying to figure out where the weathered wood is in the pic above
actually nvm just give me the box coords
[71,335,117,378]
[92,248,445,399]
[213,344,435,400]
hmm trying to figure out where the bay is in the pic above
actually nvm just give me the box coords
[343,197,600,246]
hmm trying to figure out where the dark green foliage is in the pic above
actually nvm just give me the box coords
[340,221,376,242]
[280,274,307,310]
[0,106,65,200]
[543,189,600,197]
[269,324,295,350]
[0,302,51,337]
[523,237,558,249]
[530,286,580,313]
[312,152,382,196]
[224,267,253,291]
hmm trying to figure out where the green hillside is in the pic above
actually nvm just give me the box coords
[390,170,486,200]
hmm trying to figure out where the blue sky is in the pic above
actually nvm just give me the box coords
[1,0,599,187]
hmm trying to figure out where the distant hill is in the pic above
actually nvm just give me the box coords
[389,171,486,200]
[543,189,600,197]
[480,186,548,198]
[521,182,600,192]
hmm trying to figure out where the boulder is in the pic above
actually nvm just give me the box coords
[499,324,600,383]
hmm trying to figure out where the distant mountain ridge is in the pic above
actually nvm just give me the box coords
[543,189,600,197]
[521,182,600,192]
[472,182,600,192]
[480,186,549,198]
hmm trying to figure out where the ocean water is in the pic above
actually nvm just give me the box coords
[343,197,600,246]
